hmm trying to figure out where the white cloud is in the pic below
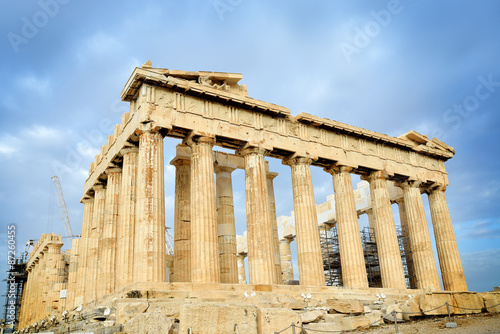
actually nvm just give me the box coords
[22,125,62,140]
[16,75,51,95]
[76,32,122,62]
[0,134,20,156]
[76,142,99,159]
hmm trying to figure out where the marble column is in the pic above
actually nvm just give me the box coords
[237,254,247,284]
[51,241,66,312]
[85,184,106,302]
[215,164,238,283]
[266,170,283,284]
[171,157,192,282]
[285,157,325,286]
[427,185,468,291]
[241,146,277,285]
[396,198,417,289]
[326,165,368,288]
[134,128,166,283]
[116,146,138,290]
[66,238,80,311]
[74,197,93,306]
[279,238,294,284]
[99,167,122,297]
[42,247,51,315]
[400,181,441,290]
[188,136,220,283]
[365,171,407,289]
[366,209,375,236]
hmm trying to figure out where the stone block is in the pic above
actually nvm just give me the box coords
[323,313,345,323]
[326,299,364,314]
[179,303,257,334]
[340,315,371,331]
[419,293,452,315]
[299,310,325,323]
[364,309,383,325]
[453,292,483,314]
[123,312,174,334]
[148,300,186,319]
[276,294,304,309]
[480,292,500,313]
[386,304,403,321]
[257,308,301,334]
[115,301,149,324]
[302,322,342,333]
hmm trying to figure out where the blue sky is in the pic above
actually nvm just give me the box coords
[1,0,499,308]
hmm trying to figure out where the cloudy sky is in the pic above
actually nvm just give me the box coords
[1,0,499,306]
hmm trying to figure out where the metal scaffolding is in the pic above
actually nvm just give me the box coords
[319,224,342,286]
[320,224,415,289]
[3,250,28,333]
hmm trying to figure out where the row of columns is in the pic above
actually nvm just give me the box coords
[172,140,466,292]
[66,128,466,312]
[68,127,166,309]
[172,143,325,286]
[19,234,66,328]
[328,168,467,292]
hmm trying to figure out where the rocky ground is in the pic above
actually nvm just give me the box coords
[359,313,500,334]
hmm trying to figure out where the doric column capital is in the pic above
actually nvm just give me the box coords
[238,145,268,157]
[92,183,105,191]
[282,155,315,167]
[395,197,405,205]
[324,163,353,175]
[361,170,389,182]
[171,157,191,168]
[214,164,236,174]
[266,171,278,180]
[120,145,139,156]
[105,167,122,175]
[396,180,422,190]
[81,196,94,204]
[183,133,215,147]
[424,183,447,194]
[137,122,163,135]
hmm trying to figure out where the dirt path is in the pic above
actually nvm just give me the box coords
[360,313,500,334]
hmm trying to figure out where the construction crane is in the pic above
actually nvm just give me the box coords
[165,227,174,255]
[51,176,74,243]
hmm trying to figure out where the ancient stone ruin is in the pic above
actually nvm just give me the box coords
[15,62,500,333]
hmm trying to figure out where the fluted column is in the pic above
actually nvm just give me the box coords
[134,128,166,283]
[365,171,406,289]
[241,146,277,285]
[237,254,247,284]
[396,198,417,289]
[44,245,54,315]
[215,165,238,283]
[326,165,368,288]
[85,184,106,302]
[51,241,66,312]
[285,157,325,286]
[75,196,93,306]
[66,238,80,310]
[266,170,283,284]
[187,136,220,283]
[171,157,192,282]
[399,181,441,290]
[116,146,138,289]
[280,238,294,283]
[427,185,468,291]
[98,167,121,297]
[366,209,375,234]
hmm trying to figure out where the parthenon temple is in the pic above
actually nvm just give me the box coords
[16,62,498,334]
